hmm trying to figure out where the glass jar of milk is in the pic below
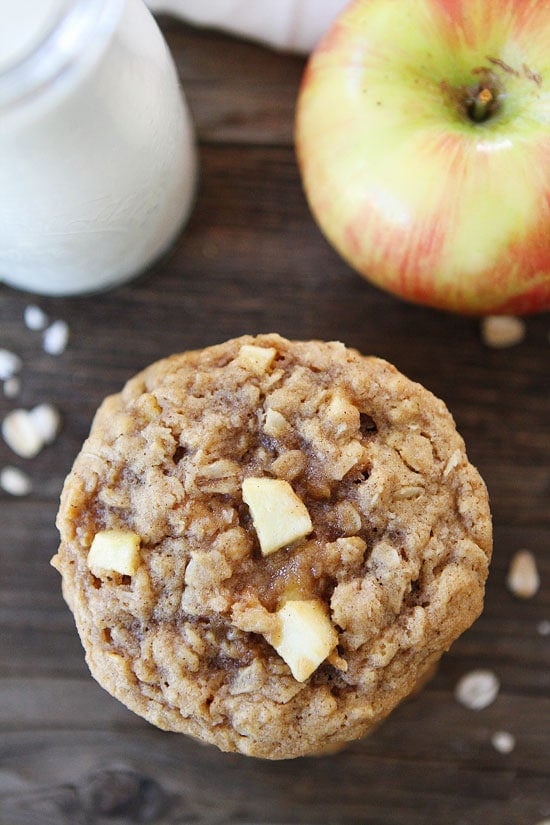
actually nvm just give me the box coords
[0,0,197,295]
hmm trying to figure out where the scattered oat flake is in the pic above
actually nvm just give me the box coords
[0,465,32,496]
[2,409,43,458]
[481,315,525,348]
[28,403,61,445]
[455,669,500,710]
[506,550,540,600]
[43,319,69,355]
[491,730,515,754]
[3,376,21,399]
[0,349,22,380]
[24,304,48,331]
[537,620,550,637]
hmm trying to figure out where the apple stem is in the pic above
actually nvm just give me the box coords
[469,88,494,123]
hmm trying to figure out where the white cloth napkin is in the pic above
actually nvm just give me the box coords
[146,0,349,53]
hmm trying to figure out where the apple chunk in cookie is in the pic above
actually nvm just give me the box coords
[87,529,141,577]
[270,599,339,682]
[242,476,313,555]
[237,344,277,374]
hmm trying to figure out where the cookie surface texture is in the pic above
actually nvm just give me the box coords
[53,335,492,759]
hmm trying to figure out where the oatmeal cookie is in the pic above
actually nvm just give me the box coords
[52,334,492,759]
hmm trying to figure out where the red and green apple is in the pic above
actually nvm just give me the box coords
[295,0,550,314]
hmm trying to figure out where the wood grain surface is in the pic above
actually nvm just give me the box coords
[1,17,549,825]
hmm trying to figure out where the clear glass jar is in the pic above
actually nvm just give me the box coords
[0,0,197,295]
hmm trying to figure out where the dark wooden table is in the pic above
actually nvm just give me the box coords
[1,17,549,825]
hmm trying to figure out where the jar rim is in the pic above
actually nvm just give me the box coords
[0,0,124,111]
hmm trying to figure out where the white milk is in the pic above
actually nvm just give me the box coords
[0,0,197,295]
[0,0,70,72]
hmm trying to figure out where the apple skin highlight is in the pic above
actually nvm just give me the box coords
[295,0,550,314]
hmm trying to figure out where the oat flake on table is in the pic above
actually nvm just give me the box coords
[506,550,540,600]
[454,669,500,710]
[0,349,22,381]
[43,319,69,356]
[491,730,516,754]
[24,304,49,331]
[0,465,33,496]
